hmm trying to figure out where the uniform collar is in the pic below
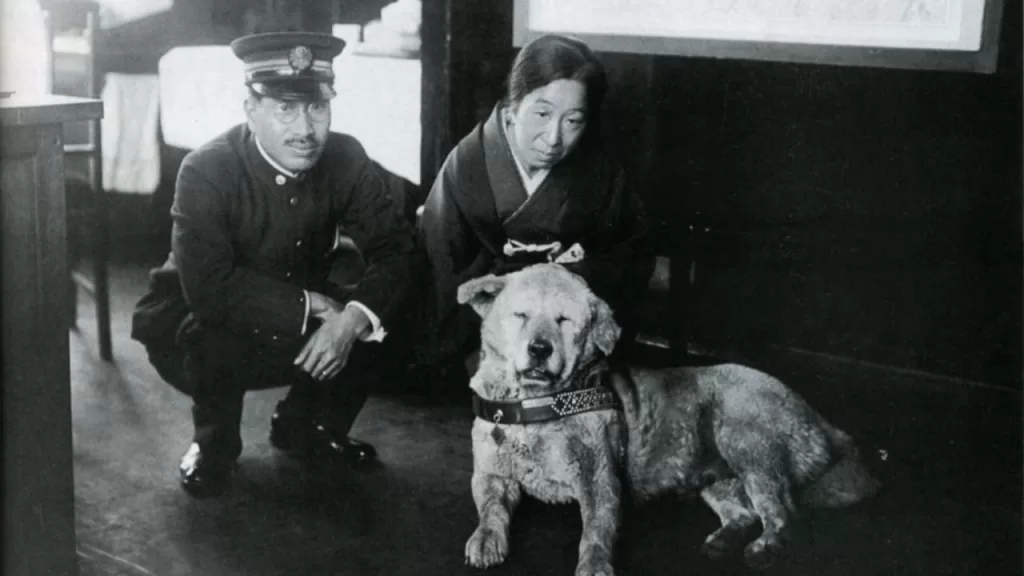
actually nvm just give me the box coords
[255,135,301,180]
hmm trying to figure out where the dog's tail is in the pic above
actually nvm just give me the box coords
[801,426,881,508]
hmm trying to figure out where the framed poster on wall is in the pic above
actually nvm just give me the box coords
[513,0,1005,73]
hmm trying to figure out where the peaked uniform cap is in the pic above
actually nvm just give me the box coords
[230,32,346,100]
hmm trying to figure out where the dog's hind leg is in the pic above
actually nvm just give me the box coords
[736,464,797,569]
[699,477,760,560]
[716,433,797,569]
[465,473,522,568]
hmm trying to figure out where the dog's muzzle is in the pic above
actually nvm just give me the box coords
[519,367,554,384]
[518,337,559,384]
[527,338,553,360]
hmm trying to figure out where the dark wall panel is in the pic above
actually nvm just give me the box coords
[662,55,1022,387]
[433,0,1021,387]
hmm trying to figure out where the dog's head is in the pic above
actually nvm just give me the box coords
[457,264,621,400]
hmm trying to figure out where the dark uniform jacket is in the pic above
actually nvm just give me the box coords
[418,105,654,359]
[132,124,417,388]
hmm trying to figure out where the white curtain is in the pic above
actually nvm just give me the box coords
[101,73,161,194]
[96,0,173,28]
[0,0,51,96]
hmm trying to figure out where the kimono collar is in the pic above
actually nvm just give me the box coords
[483,106,554,221]
[501,114,550,196]
[442,106,603,261]
[484,105,595,226]
[482,105,527,205]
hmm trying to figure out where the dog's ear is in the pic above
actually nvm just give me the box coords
[457,274,508,318]
[590,297,621,356]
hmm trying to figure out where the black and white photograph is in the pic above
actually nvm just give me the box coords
[1,0,1020,574]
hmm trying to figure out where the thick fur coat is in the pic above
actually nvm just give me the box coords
[458,264,879,575]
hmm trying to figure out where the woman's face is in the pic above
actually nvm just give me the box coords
[506,79,588,173]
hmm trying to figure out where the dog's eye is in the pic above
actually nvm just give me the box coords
[513,312,528,320]
[556,315,572,326]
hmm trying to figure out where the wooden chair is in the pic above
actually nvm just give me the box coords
[43,1,112,361]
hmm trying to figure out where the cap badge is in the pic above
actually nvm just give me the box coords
[288,45,313,73]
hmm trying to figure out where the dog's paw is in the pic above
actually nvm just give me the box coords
[465,526,508,569]
[744,536,784,569]
[575,557,615,576]
[702,529,738,559]
[701,522,755,560]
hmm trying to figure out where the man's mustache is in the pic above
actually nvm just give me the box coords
[286,137,320,147]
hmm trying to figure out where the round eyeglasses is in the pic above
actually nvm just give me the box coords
[272,101,331,124]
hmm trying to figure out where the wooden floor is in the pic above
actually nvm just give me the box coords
[71,262,1022,576]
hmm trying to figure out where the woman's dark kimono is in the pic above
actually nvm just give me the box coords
[419,105,655,363]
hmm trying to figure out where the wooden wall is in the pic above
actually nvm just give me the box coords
[426,0,1023,387]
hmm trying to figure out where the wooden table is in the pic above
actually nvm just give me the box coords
[2,94,103,576]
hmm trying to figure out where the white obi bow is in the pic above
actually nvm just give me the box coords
[502,240,585,264]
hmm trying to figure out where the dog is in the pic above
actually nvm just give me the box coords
[457,263,879,575]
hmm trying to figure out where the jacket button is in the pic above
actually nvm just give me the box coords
[289,197,298,206]
[276,175,286,185]
[272,335,279,341]
[285,272,292,278]
[295,240,303,247]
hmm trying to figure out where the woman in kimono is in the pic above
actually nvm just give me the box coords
[419,34,655,382]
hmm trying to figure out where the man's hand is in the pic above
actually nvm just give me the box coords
[307,291,344,321]
[294,304,371,381]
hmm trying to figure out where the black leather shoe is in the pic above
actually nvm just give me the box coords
[179,443,233,497]
[269,410,313,454]
[312,425,377,464]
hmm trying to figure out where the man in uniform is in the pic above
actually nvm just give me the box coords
[131,32,418,497]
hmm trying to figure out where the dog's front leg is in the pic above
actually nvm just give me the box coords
[573,450,621,576]
[465,472,522,568]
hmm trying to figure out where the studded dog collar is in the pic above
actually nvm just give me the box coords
[472,360,621,425]
[473,386,621,425]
